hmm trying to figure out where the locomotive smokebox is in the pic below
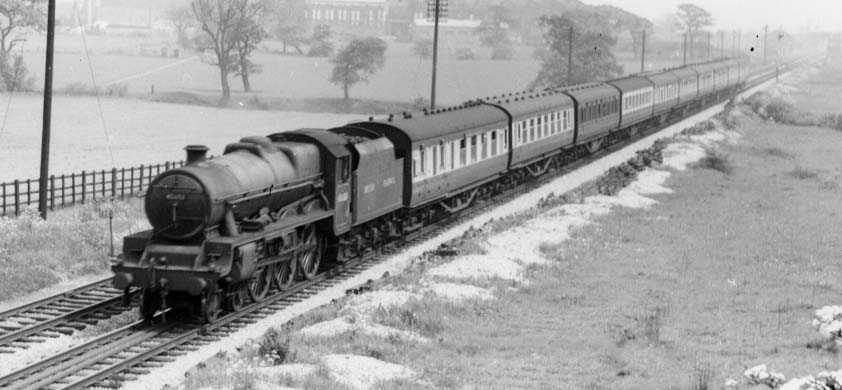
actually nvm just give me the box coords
[185,145,209,164]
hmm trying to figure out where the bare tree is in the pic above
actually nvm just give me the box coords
[191,0,265,101]
[676,3,713,59]
[0,0,44,91]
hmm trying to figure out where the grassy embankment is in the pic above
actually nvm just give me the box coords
[0,200,146,303]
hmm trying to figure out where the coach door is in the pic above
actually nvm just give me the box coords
[333,155,352,233]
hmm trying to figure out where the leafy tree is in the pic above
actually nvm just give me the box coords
[270,0,307,54]
[232,14,266,92]
[190,0,266,100]
[476,5,515,60]
[531,15,622,89]
[307,24,333,57]
[0,0,44,91]
[676,3,713,59]
[330,37,387,100]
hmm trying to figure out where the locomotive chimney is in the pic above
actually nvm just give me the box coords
[185,145,209,164]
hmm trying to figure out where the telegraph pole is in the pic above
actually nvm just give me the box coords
[640,29,646,73]
[707,31,711,59]
[719,30,724,58]
[39,0,56,219]
[682,33,688,66]
[567,26,573,83]
[428,0,446,110]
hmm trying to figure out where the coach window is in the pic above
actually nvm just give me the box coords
[491,131,498,155]
[471,135,478,163]
[536,117,543,139]
[502,128,508,149]
[431,145,438,175]
[447,141,456,171]
[412,149,421,178]
[529,119,535,141]
[481,133,488,159]
[440,141,447,171]
[418,146,426,177]
[459,138,467,166]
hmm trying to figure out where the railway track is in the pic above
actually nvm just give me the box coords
[0,278,137,353]
[0,69,786,390]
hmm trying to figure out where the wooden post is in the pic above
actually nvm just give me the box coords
[49,175,55,210]
[71,173,76,204]
[139,164,145,191]
[429,0,440,110]
[130,167,135,195]
[91,170,96,201]
[60,174,65,206]
[111,168,117,199]
[26,179,31,205]
[81,170,87,204]
[101,170,106,198]
[14,179,20,216]
[120,168,125,197]
[38,0,56,219]
[567,26,574,84]
[640,29,646,73]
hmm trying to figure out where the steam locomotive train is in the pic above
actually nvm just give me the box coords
[113,58,781,322]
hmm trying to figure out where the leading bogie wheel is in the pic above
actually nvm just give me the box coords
[247,266,272,302]
[298,225,324,280]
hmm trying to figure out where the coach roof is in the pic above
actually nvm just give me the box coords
[489,90,574,118]
[367,104,508,143]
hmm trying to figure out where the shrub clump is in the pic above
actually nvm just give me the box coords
[694,150,732,175]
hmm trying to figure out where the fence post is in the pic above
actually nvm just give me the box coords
[130,167,135,195]
[50,175,55,211]
[101,170,106,198]
[91,170,96,201]
[139,165,144,192]
[14,179,19,216]
[120,168,125,198]
[60,174,65,207]
[71,173,76,204]
[2,182,6,216]
[165,161,170,171]
[111,168,117,199]
[81,170,87,204]
[26,179,31,206]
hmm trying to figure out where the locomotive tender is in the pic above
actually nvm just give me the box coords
[113,58,769,322]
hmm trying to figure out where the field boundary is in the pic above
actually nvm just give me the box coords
[0,159,185,217]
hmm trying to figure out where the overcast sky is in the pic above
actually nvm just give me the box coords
[580,0,842,33]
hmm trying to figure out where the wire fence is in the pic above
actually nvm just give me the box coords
[0,160,185,217]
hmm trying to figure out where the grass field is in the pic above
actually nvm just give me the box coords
[14,32,690,106]
[0,95,364,181]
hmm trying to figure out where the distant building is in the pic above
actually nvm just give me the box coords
[412,14,483,41]
[303,0,419,38]
[304,0,390,36]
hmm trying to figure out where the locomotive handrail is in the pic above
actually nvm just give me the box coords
[217,173,324,204]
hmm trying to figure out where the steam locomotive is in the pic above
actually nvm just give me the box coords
[112,58,782,322]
